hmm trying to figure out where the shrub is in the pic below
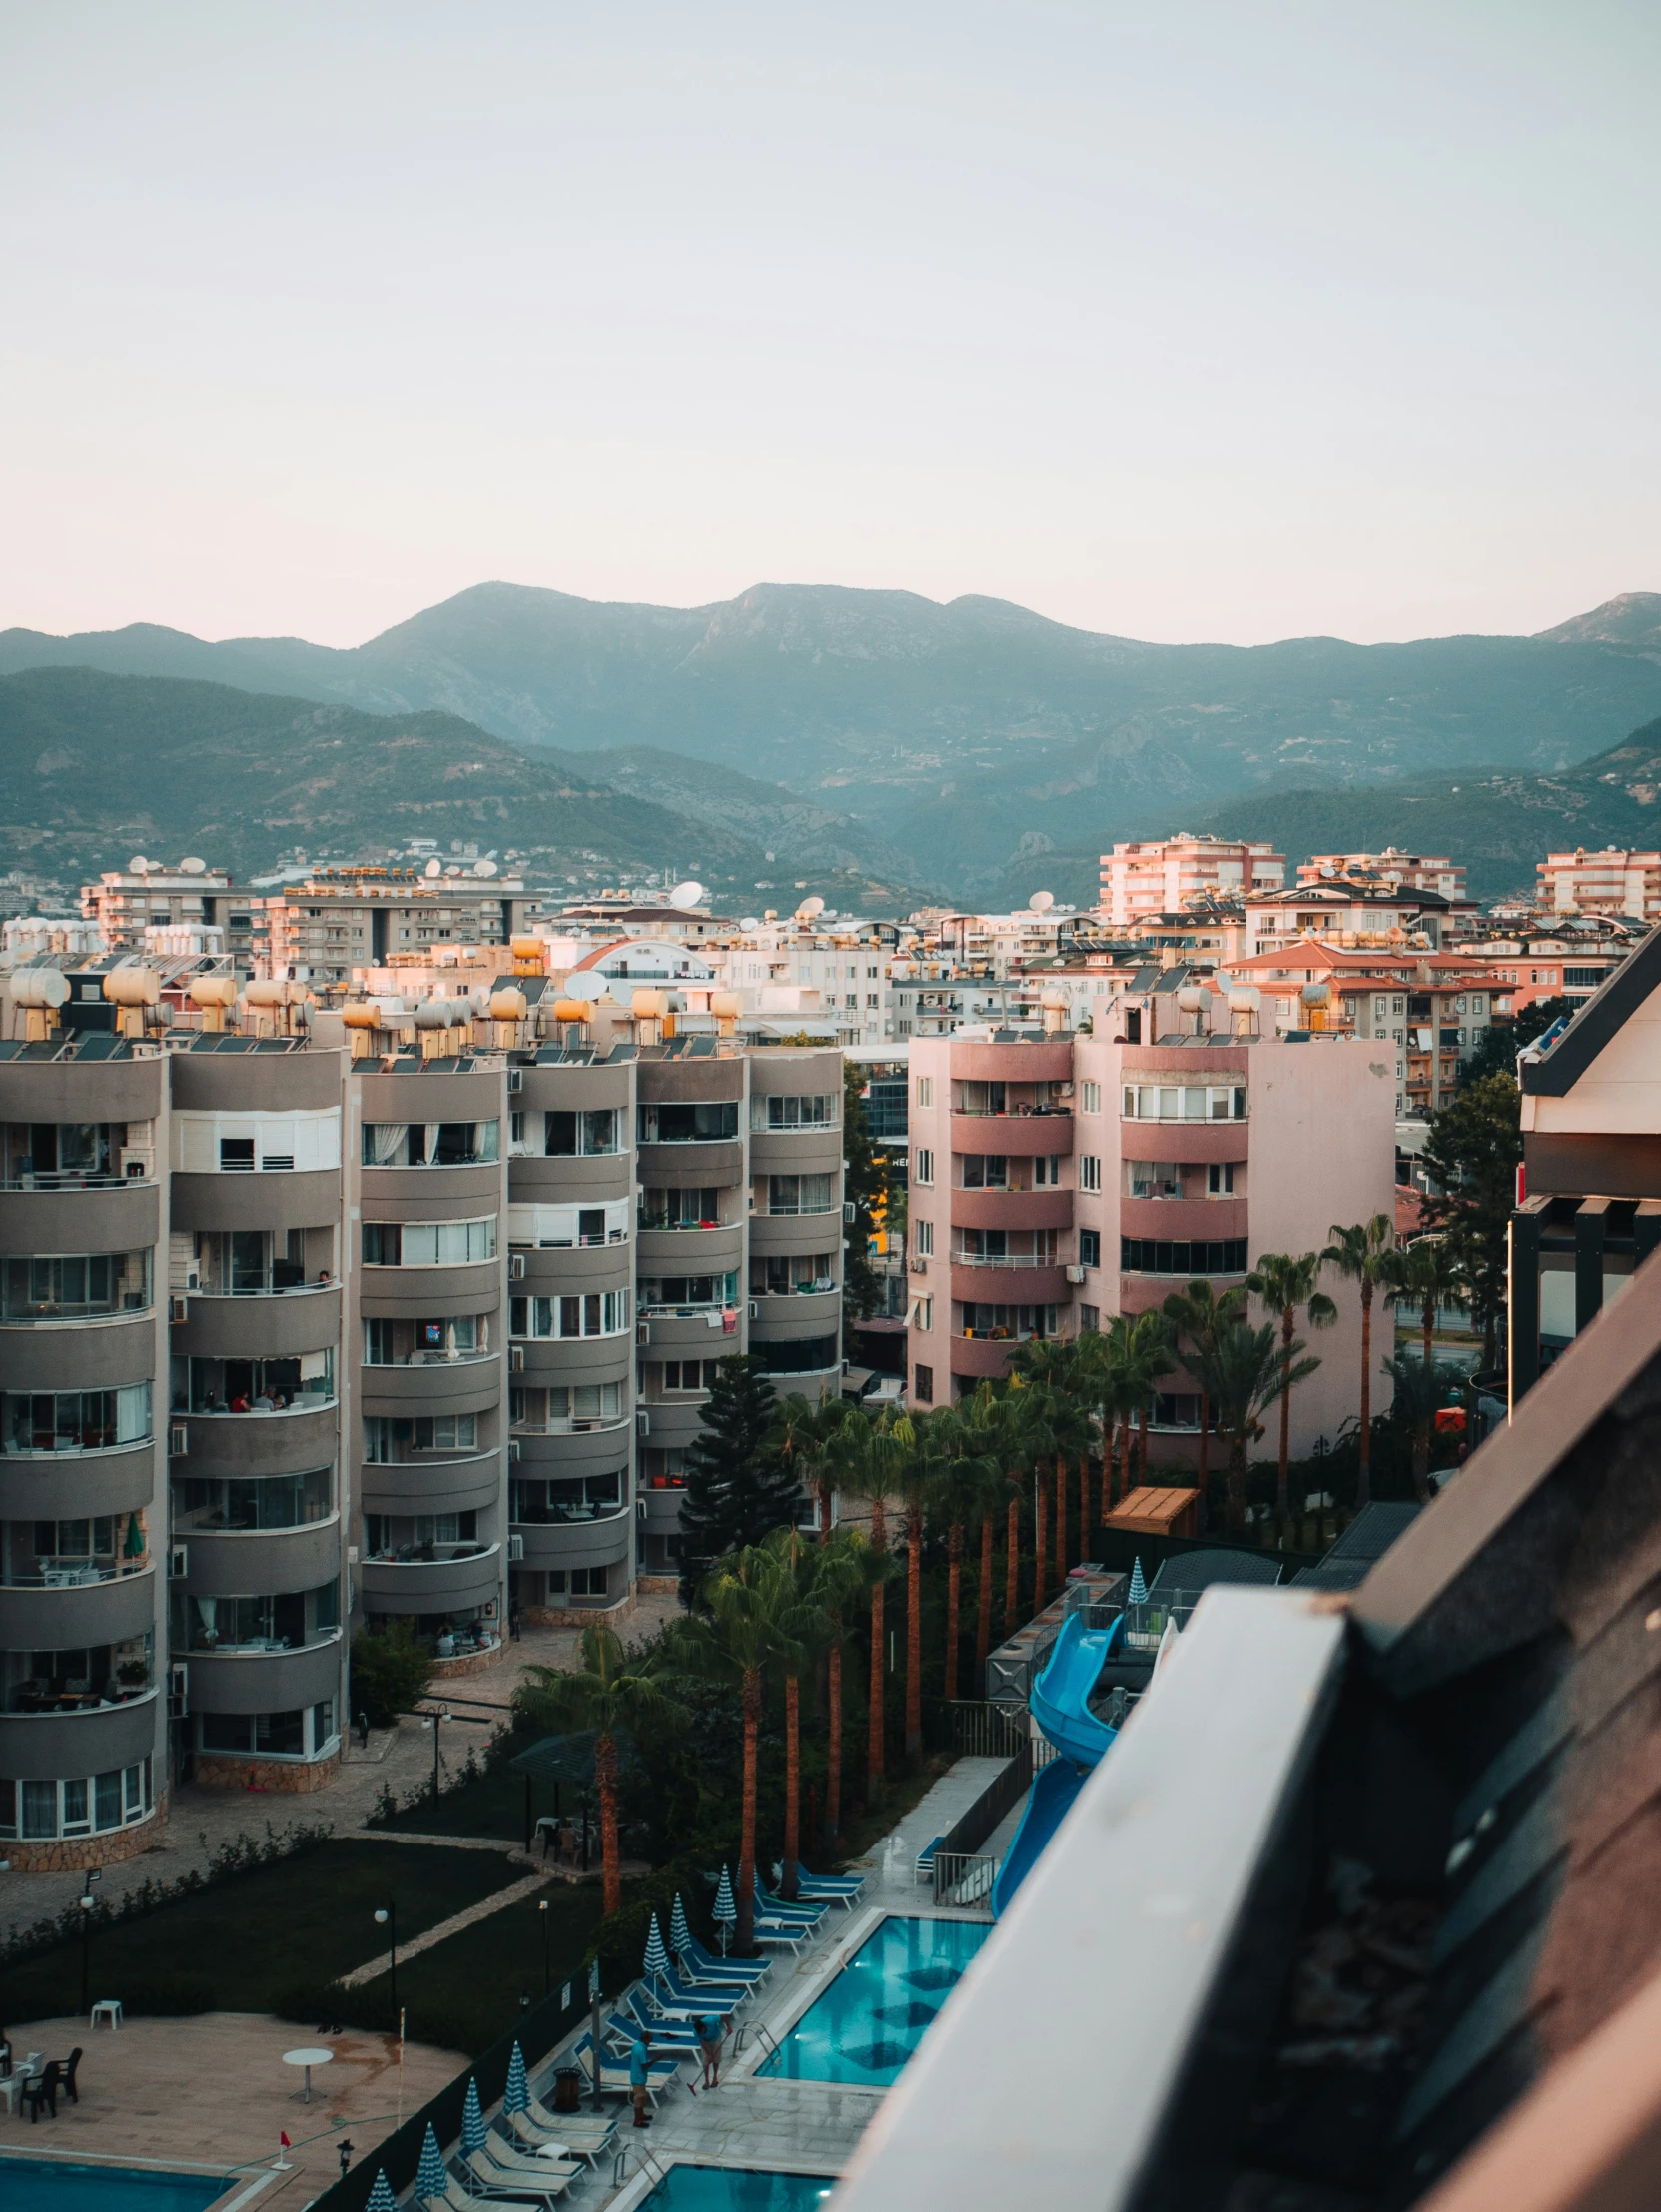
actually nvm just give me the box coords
[351,1621,434,1728]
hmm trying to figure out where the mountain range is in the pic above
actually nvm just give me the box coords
[3,582,1661,905]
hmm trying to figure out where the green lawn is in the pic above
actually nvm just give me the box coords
[383,1879,607,2054]
[2,1841,523,2026]
[376,1743,545,1842]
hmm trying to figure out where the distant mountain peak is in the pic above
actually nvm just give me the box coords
[1535,593,1661,650]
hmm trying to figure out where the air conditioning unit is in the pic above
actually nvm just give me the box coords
[747,1300,759,1320]
[509,1345,524,1372]
[169,1423,189,1458]
[119,1147,154,1181]
[508,1253,526,1280]
[507,1067,524,1092]
[909,1256,928,1275]
[508,1439,521,1462]
[168,1662,189,1719]
[508,1533,525,1561]
[636,1408,650,1437]
[1065,1264,1086,1284]
[168,1544,189,1579]
[636,1321,650,1346]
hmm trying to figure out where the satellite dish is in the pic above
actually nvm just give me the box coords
[472,859,499,879]
[1030,890,1055,913]
[129,856,150,874]
[179,856,207,875]
[561,971,612,1002]
[424,858,442,878]
[671,880,705,908]
[797,896,826,919]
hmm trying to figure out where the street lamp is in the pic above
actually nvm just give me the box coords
[538,1897,550,1999]
[78,1869,102,2014]
[420,1709,450,1811]
[374,1902,398,2027]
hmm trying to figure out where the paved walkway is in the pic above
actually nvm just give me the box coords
[2,1595,686,1932]
[0,2011,468,2205]
[340,1867,555,1988]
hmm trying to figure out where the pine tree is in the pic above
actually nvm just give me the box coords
[677,1356,800,1604]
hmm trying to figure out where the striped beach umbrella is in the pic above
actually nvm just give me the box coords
[1128,1557,1148,1605]
[504,2041,529,2116]
[643,1911,671,1986]
[670,1892,692,1957]
[461,2076,486,2155]
[366,2172,398,2212]
[713,1865,736,1953]
[415,2122,447,2203]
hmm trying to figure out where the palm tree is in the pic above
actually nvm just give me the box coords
[759,1527,830,1897]
[1323,1215,1395,1507]
[830,1406,912,1800]
[1246,1252,1338,1522]
[924,1394,1004,1701]
[775,1387,856,1543]
[517,1624,677,1914]
[1120,1309,1174,1489]
[673,1545,801,1949]
[805,1528,870,1850]
[893,1414,934,1768]
[1181,1319,1322,1535]
[1161,1279,1247,1511]
[1383,1237,1468,1498]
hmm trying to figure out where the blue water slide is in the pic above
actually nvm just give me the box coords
[991,1610,1123,1919]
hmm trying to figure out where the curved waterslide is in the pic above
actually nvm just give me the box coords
[991,1610,1123,1919]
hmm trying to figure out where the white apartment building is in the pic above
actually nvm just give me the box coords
[1100,836,1285,929]
[1536,848,1661,923]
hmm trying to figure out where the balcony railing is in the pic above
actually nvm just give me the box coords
[177,1625,344,1657]
[362,1540,499,1568]
[950,1252,1059,1269]
[953,1106,1073,1120]
[0,1171,150,1192]
[2,1556,151,1589]
[179,1393,338,1417]
[6,1675,157,1715]
[511,1502,629,1528]
[362,1350,496,1369]
[752,1279,838,1297]
[196,1279,336,1298]
[511,1415,629,1436]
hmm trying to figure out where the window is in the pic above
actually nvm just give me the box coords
[364,1314,487,1363]
[1079,1304,1100,1334]
[1079,1229,1101,1268]
[960,1155,1006,1189]
[4,1383,151,1453]
[219,1137,255,1171]
[1081,1081,1102,1113]
[1207,1161,1236,1195]
[1,1251,152,1321]
[637,1101,739,1143]
[1121,1237,1248,1275]
[511,1199,630,1246]
[912,1295,933,1331]
[544,1110,620,1156]
[1034,1155,1064,1187]
[914,1219,933,1257]
[749,1254,836,1296]
[754,1334,840,1374]
[913,1364,934,1404]
[510,1290,632,1337]
[1153,1392,1202,1430]
[362,1217,497,1265]
[752,1095,837,1130]
[1126,1160,1181,1198]
[173,1584,340,1652]
[362,1121,499,1167]
[961,1302,1059,1338]
[1079,1155,1102,1192]
[174,1468,333,1531]
[638,1188,722,1231]
[0,1759,152,1839]
[1121,1085,1246,1121]
[511,1472,622,1523]
[767,1174,835,1214]
[661,1362,716,1392]
[916,1078,933,1108]
[364,1413,478,1457]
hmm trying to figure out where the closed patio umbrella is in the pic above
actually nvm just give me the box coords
[415,2122,447,2203]
[366,2172,398,2212]
[1128,1556,1148,1605]
[504,2042,529,2116]
[461,2077,486,2154]
[643,1912,671,1987]
[670,1893,692,1957]
[713,1866,736,1954]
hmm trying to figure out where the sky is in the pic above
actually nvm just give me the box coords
[2,1,1658,650]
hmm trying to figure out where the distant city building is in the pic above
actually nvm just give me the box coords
[1099,836,1285,930]
[82,858,253,963]
[1243,876,1473,958]
[258,864,528,988]
[1297,849,1468,901]
[1536,847,1661,923]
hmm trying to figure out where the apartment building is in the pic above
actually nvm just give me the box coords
[83,859,255,965]
[259,865,529,989]
[1467,920,1633,1016]
[1296,848,1468,901]
[1099,836,1285,930]
[904,1009,1395,1458]
[1242,878,1466,958]
[1537,846,1661,922]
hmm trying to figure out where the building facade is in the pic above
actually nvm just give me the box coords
[1100,837,1285,930]
[1536,847,1661,923]
[1296,849,1468,901]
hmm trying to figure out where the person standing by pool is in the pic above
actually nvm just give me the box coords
[629,2028,653,2127]
[697,2011,730,2089]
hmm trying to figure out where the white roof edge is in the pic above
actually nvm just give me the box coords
[835,1587,1348,2212]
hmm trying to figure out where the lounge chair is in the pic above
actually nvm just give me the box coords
[485,2136,580,2185]
[750,1916,811,1954]
[774,1862,866,1900]
[522,2098,615,2148]
[504,2110,610,2164]
[464,2146,570,2204]
[624,1986,712,2034]
[752,1880,825,1922]
[655,1964,751,2012]
[421,2181,543,2212]
[571,2033,680,2103]
[914,1834,945,1884]
[679,1936,768,1984]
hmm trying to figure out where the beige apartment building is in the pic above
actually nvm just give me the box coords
[1296,849,1468,901]
[1536,847,1661,923]
[83,859,255,964]
[259,864,529,989]
[1099,835,1285,930]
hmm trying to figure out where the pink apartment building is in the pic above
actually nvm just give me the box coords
[905,1015,1395,1462]
[1536,848,1661,924]
[1099,835,1285,929]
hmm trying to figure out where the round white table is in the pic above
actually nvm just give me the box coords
[284,2046,335,2103]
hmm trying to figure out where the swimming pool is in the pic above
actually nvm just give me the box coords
[0,2158,231,2211]
[636,2165,837,2212]
[757,1913,989,2086]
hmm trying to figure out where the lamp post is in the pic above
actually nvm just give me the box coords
[421,1709,449,1811]
[78,1868,102,2014]
[538,1896,550,1999]
[374,1902,398,2027]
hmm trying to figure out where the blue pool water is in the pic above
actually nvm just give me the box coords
[637,2166,837,2212]
[0,2159,230,2210]
[757,1914,989,2086]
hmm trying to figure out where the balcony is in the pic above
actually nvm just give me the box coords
[951,1112,1075,1156]
[4,1656,156,1717]
[359,1541,502,1611]
[0,1559,157,1649]
[950,1187,1074,1232]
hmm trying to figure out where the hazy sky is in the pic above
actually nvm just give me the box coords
[3,2,1657,648]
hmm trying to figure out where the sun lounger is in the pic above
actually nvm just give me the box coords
[680,1937,768,1984]
[522,2099,616,2150]
[773,1862,866,1897]
[752,1881,825,1922]
[750,1918,809,1954]
[656,1964,751,2012]
[914,1835,945,1884]
[462,2149,568,2206]
[619,1991,706,2040]
[571,2032,681,2104]
[505,2110,612,2164]
[421,2179,544,2212]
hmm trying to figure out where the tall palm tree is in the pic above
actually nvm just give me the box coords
[805,1528,870,1850]
[1246,1252,1339,1522]
[1323,1215,1395,1507]
[924,1394,1004,1701]
[775,1387,856,1543]
[1120,1309,1175,1489]
[517,1624,678,1914]
[830,1406,912,1800]
[1161,1279,1247,1511]
[1181,1319,1322,1535]
[759,1527,830,1897]
[1382,1236,1468,1498]
[673,1545,800,1949]
[892,1413,935,1768]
